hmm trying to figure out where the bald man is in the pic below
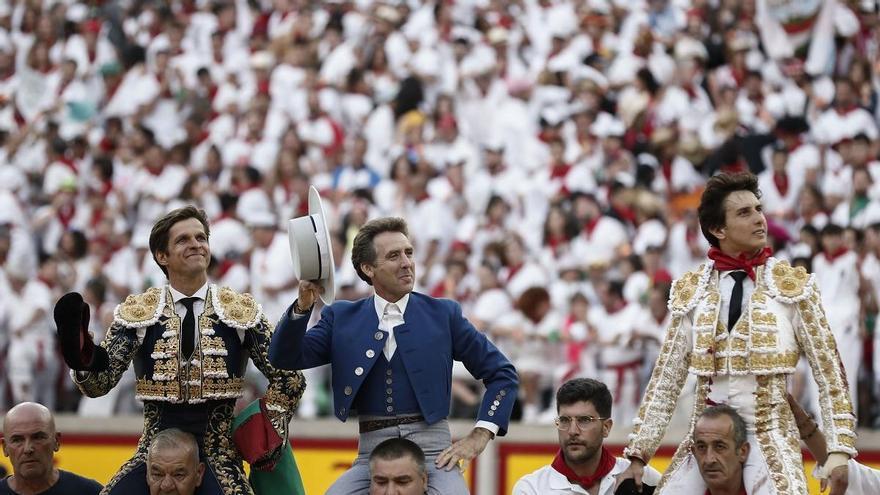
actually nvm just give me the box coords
[1,402,101,495]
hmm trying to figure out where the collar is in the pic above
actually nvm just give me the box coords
[373,292,410,319]
[169,283,209,304]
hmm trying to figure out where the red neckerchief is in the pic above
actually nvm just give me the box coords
[550,162,571,179]
[773,172,788,197]
[57,204,76,229]
[823,246,849,263]
[585,216,601,237]
[550,447,616,490]
[707,246,772,281]
[605,299,626,315]
[836,104,858,116]
[58,157,79,174]
[506,263,523,283]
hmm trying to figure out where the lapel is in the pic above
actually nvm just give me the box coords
[352,296,383,356]
[393,293,420,350]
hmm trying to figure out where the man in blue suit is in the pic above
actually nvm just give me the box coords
[270,217,519,494]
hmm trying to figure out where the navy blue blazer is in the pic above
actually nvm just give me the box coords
[269,292,519,436]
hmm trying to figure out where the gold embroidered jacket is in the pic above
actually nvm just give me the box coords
[624,258,856,492]
[74,285,305,495]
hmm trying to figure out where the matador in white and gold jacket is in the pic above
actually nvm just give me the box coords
[624,257,856,494]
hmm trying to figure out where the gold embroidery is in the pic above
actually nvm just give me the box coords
[203,356,229,377]
[135,378,181,399]
[751,311,777,327]
[216,287,259,325]
[670,269,702,311]
[117,287,163,324]
[771,261,809,298]
[751,331,777,348]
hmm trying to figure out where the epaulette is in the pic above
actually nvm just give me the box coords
[211,285,263,330]
[113,287,166,328]
[764,257,813,303]
[668,263,711,316]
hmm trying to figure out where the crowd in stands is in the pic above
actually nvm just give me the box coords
[0,0,879,429]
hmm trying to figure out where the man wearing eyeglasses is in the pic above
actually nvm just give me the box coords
[513,379,660,495]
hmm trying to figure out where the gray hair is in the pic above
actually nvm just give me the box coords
[696,404,748,448]
[148,428,199,465]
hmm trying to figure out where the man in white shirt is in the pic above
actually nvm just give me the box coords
[514,378,661,495]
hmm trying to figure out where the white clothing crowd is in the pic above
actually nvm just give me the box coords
[0,0,879,427]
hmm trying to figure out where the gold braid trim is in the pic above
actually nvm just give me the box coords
[753,375,808,494]
[657,376,710,490]
[113,287,165,328]
[624,311,691,461]
[794,283,858,455]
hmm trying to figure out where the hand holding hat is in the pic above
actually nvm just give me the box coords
[288,186,336,307]
[54,292,109,371]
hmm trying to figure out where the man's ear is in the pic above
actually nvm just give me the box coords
[602,419,613,439]
[196,462,205,486]
[155,250,168,267]
[361,263,374,280]
[709,225,726,242]
[54,432,61,452]
[738,442,750,463]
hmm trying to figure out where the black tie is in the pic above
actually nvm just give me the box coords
[728,272,748,331]
[180,297,198,359]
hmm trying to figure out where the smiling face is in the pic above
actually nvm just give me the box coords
[362,232,415,302]
[692,415,749,491]
[155,218,211,280]
[710,190,767,256]
[557,400,611,467]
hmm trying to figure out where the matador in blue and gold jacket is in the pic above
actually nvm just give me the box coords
[71,284,304,495]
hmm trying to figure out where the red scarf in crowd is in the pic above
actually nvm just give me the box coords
[551,447,616,490]
[823,246,849,263]
[707,246,772,281]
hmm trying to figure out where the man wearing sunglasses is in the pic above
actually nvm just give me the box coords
[513,378,660,494]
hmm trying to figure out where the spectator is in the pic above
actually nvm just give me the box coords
[513,378,660,494]
[0,402,102,494]
[369,438,428,495]
[146,429,205,495]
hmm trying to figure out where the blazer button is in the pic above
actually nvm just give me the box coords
[499,390,506,396]
[488,410,495,417]
[493,400,500,406]
[366,349,375,358]
[386,405,394,413]
[344,386,353,396]
[355,367,364,376]
[374,331,384,340]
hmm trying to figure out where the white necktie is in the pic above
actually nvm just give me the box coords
[382,303,402,360]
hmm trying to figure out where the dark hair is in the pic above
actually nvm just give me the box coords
[351,217,408,285]
[369,438,426,474]
[698,173,761,247]
[696,404,747,448]
[516,287,551,323]
[149,206,210,277]
[556,378,612,418]
[820,223,844,237]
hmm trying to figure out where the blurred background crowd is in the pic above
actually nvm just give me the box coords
[0,0,879,431]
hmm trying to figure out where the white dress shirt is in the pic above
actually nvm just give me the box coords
[373,293,409,360]
[707,270,758,428]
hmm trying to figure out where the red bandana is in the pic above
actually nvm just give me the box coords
[551,447,616,490]
[823,246,849,263]
[707,246,772,281]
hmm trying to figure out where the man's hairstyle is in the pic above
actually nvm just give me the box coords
[148,428,199,465]
[820,223,844,237]
[149,206,210,277]
[369,438,426,474]
[351,217,408,285]
[697,173,761,247]
[696,405,748,448]
[556,378,612,418]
